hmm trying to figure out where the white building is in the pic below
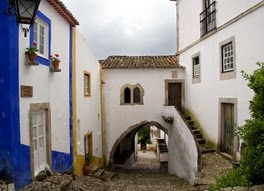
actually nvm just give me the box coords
[101,55,198,183]
[173,0,264,160]
[0,0,102,189]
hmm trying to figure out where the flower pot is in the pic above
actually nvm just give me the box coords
[52,61,60,69]
[27,53,37,62]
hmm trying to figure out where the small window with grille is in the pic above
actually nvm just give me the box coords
[84,71,91,97]
[222,42,234,72]
[120,84,144,105]
[133,87,140,103]
[193,56,200,78]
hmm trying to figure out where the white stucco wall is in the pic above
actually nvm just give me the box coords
[163,106,197,185]
[102,68,185,163]
[75,30,102,157]
[177,0,262,50]
[178,5,264,143]
[19,1,71,153]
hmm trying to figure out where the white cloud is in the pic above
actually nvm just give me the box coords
[62,0,176,59]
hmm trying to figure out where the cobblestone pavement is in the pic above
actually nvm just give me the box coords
[1,151,241,191]
[106,151,196,191]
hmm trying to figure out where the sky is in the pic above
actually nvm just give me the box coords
[62,0,176,60]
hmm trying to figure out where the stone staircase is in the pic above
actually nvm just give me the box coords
[157,139,168,153]
[157,139,168,170]
[84,167,114,182]
[182,113,215,154]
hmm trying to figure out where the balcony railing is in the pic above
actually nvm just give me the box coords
[200,1,216,37]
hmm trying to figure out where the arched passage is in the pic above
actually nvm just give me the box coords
[108,120,168,166]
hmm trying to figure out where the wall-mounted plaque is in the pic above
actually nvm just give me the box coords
[21,85,33,97]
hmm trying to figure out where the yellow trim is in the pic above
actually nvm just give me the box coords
[75,155,85,174]
[83,70,91,97]
[100,65,105,165]
[72,27,78,174]
[75,155,103,174]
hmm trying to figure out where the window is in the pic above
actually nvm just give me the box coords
[124,88,131,103]
[200,0,216,37]
[193,56,200,78]
[30,11,51,66]
[192,52,201,84]
[84,71,91,96]
[219,36,236,80]
[133,87,140,103]
[222,42,234,72]
[120,84,144,105]
[33,19,47,56]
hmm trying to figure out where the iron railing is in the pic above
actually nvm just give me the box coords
[200,1,216,37]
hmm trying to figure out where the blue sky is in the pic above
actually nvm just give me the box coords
[62,0,176,59]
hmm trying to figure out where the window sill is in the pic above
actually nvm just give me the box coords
[25,60,39,66]
[50,68,61,72]
[120,103,144,106]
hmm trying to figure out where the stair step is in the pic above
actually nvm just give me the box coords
[190,125,197,130]
[192,130,201,134]
[84,166,98,176]
[201,148,216,153]
[94,169,104,177]
[101,171,114,182]
[187,120,195,125]
[197,139,206,144]
[184,116,192,120]
[195,134,203,139]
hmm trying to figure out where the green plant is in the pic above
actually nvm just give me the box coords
[85,153,95,165]
[25,42,39,54]
[50,54,60,62]
[137,125,150,144]
[211,168,249,190]
[236,62,264,185]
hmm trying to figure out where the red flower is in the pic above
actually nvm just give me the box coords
[50,55,52,58]
[55,54,59,57]
[33,42,37,46]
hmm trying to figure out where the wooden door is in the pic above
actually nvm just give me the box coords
[32,110,47,175]
[221,103,234,155]
[84,133,93,165]
[168,83,182,110]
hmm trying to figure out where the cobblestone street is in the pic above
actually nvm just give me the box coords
[1,151,235,191]
[106,151,196,191]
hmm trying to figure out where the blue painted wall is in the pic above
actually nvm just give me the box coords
[0,2,74,189]
[0,1,31,189]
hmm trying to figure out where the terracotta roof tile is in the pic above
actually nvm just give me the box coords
[46,0,79,26]
[100,55,182,69]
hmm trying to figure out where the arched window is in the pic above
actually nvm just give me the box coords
[124,88,131,103]
[133,87,140,103]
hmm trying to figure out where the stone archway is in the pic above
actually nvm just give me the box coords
[108,120,168,166]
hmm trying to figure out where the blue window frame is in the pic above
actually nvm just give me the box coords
[30,11,51,66]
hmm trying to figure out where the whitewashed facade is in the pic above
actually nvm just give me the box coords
[102,67,185,163]
[75,30,103,173]
[174,0,264,160]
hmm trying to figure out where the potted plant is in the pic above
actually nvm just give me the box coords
[25,42,38,61]
[83,153,96,175]
[50,54,60,69]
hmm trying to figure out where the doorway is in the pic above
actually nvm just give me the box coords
[84,132,93,165]
[168,83,182,110]
[220,103,234,156]
[32,110,47,175]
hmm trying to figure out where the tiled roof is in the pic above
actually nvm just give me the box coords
[46,0,79,26]
[100,55,182,69]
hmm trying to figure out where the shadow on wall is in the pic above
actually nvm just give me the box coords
[163,106,198,185]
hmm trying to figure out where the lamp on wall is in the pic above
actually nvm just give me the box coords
[8,0,41,36]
